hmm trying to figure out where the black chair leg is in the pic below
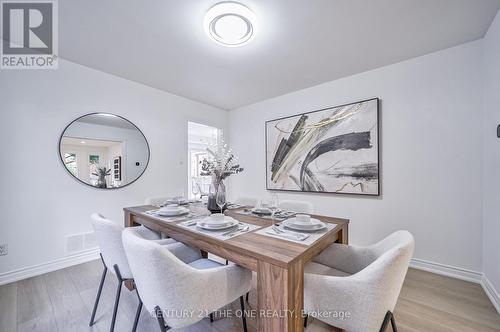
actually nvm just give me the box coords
[245,292,249,302]
[132,292,143,332]
[155,306,170,331]
[303,314,308,328]
[239,296,248,332]
[89,257,107,326]
[110,265,124,332]
[390,313,398,332]
[379,311,392,332]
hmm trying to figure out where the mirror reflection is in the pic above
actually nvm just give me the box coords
[59,113,150,189]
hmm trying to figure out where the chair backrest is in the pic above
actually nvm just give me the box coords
[279,199,314,213]
[90,213,133,279]
[145,196,169,206]
[122,228,202,328]
[356,231,414,325]
[234,197,258,207]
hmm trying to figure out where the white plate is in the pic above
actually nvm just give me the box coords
[200,215,236,226]
[283,218,326,231]
[165,199,189,205]
[157,207,189,216]
[197,217,239,230]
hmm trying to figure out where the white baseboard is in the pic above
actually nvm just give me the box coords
[410,258,483,283]
[0,248,100,286]
[410,258,500,314]
[481,275,500,315]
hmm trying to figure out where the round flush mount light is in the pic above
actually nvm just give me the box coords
[204,2,257,47]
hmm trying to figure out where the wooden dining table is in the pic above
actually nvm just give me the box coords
[123,203,349,332]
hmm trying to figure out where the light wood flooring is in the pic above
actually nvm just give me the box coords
[0,259,499,332]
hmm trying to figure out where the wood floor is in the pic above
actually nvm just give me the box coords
[0,259,499,332]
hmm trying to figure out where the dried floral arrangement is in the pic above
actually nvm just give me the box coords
[200,135,244,183]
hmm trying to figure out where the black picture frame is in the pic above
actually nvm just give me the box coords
[265,97,380,196]
[113,156,122,181]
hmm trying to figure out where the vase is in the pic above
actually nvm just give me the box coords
[97,176,107,189]
[207,177,227,213]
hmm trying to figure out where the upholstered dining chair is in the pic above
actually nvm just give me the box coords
[303,230,414,332]
[145,196,169,206]
[279,199,314,213]
[122,227,252,332]
[234,196,258,207]
[90,213,177,332]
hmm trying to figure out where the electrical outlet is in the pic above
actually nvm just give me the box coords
[0,244,8,256]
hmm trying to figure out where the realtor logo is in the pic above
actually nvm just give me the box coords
[1,0,58,69]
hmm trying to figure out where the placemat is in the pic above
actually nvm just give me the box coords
[177,219,261,241]
[254,223,337,245]
[142,209,208,223]
[234,209,297,221]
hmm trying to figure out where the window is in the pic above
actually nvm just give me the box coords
[187,122,222,198]
[64,153,78,177]
[89,154,100,183]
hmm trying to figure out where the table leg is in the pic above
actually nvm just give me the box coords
[124,210,139,228]
[339,224,349,244]
[124,211,138,290]
[257,260,304,332]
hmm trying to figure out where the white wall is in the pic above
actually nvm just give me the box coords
[0,59,227,276]
[228,41,484,272]
[483,10,500,297]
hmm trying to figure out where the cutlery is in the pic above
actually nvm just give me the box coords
[222,225,243,236]
[182,220,198,227]
[266,230,309,241]
[226,226,249,237]
[271,226,308,240]
[272,225,284,232]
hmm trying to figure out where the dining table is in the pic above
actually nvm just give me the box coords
[123,203,349,332]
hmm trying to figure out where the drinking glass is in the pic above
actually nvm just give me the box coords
[191,180,199,201]
[177,188,184,205]
[269,193,279,222]
[216,184,226,215]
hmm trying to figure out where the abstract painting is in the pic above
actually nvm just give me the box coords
[265,98,379,195]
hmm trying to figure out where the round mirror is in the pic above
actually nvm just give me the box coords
[59,113,150,189]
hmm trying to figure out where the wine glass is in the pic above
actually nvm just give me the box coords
[191,179,200,202]
[177,188,184,205]
[216,184,226,215]
[269,193,279,222]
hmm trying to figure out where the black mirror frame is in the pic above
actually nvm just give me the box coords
[58,112,151,190]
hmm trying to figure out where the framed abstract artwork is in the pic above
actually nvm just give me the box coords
[265,98,379,196]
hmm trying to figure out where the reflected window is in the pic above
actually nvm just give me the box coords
[89,154,100,182]
[64,153,78,177]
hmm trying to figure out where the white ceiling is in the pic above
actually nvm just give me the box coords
[61,137,122,147]
[77,114,138,130]
[59,0,500,110]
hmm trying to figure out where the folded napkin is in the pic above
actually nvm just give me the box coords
[265,229,309,241]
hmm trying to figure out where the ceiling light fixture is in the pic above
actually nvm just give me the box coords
[204,2,256,47]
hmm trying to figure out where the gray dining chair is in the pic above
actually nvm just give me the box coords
[234,196,258,207]
[145,196,169,206]
[279,199,314,213]
[122,227,252,331]
[90,213,177,332]
[303,230,414,332]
